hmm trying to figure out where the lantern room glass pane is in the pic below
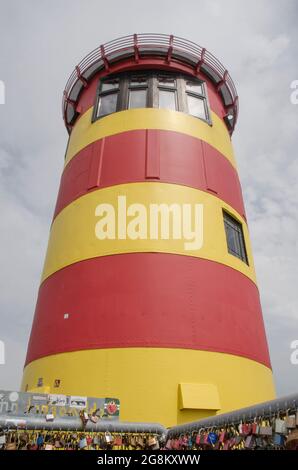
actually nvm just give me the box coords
[186,81,203,94]
[97,92,118,117]
[130,76,147,87]
[101,80,119,92]
[158,90,176,110]
[187,95,206,119]
[128,89,147,108]
[158,76,176,87]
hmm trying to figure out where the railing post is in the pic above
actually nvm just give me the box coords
[100,45,110,71]
[166,35,174,64]
[216,69,228,91]
[75,66,88,88]
[195,47,206,73]
[134,34,139,63]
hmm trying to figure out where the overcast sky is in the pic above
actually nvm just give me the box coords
[0,0,297,398]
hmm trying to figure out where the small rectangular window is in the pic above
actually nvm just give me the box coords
[97,93,118,117]
[130,76,147,87]
[187,95,206,119]
[158,76,176,88]
[128,89,147,109]
[158,89,176,110]
[186,81,203,94]
[223,211,248,264]
[101,79,119,92]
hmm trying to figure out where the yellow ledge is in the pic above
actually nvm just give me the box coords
[41,182,256,283]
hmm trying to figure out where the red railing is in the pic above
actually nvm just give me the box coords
[62,33,239,133]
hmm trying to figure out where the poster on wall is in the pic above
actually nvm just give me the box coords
[0,390,120,421]
[69,395,87,408]
[48,394,67,407]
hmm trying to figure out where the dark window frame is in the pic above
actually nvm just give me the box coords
[156,74,178,111]
[223,210,249,264]
[184,79,211,124]
[127,73,149,109]
[93,77,121,120]
[92,71,212,125]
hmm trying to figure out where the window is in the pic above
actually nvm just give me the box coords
[93,71,211,123]
[186,81,203,94]
[223,211,248,264]
[185,79,208,120]
[157,75,177,111]
[186,94,206,119]
[97,93,118,117]
[158,89,176,110]
[96,78,119,118]
[54,379,61,388]
[128,74,148,109]
[101,81,119,92]
[158,76,176,88]
[129,89,147,108]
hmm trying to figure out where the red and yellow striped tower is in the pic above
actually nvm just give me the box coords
[22,34,275,426]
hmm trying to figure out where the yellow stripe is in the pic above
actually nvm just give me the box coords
[42,182,256,283]
[21,348,275,427]
[65,108,236,168]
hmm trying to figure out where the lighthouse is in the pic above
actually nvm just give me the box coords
[21,34,275,426]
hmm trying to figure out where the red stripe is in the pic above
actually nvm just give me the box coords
[54,130,245,220]
[25,254,271,368]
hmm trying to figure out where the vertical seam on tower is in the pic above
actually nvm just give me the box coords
[87,138,105,189]
[201,140,218,195]
[201,140,208,190]
[145,129,160,179]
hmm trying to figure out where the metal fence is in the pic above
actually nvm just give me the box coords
[1,392,298,435]
[168,392,298,437]
[62,33,239,133]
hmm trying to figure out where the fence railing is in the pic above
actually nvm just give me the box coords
[1,392,297,434]
[62,33,239,133]
[0,415,166,434]
[1,393,298,450]
[168,392,298,437]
